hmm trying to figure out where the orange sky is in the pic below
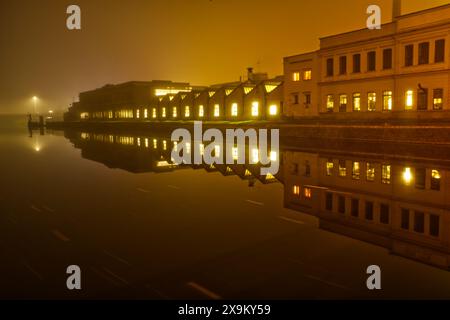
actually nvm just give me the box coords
[0,0,448,114]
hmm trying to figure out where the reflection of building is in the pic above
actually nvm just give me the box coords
[65,68,283,122]
[283,144,450,269]
[284,2,450,119]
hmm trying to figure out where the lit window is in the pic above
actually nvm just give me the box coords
[303,69,312,80]
[433,89,443,110]
[265,85,278,93]
[162,108,166,118]
[383,91,393,111]
[172,107,178,118]
[136,109,140,119]
[326,160,334,176]
[352,162,360,180]
[231,103,238,117]
[252,149,259,163]
[353,93,361,111]
[382,165,391,184]
[214,104,220,117]
[403,167,413,185]
[406,90,414,110]
[293,185,300,195]
[232,147,238,161]
[304,187,312,199]
[326,95,334,112]
[144,109,148,119]
[153,139,157,149]
[368,92,376,111]
[199,105,204,117]
[431,169,441,191]
[269,105,277,116]
[339,160,347,177]
[251,102,259,117]
[366,163,375,181]
[293,72,300,82]
[152,108,157,119]
[163,140,167,150]
[185,106,190,118]
[339,94,347,112]
[145,138,149,148]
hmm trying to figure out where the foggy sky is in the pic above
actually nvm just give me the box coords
[0,0,448,114]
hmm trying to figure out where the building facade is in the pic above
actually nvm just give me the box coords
[283,3,450,119]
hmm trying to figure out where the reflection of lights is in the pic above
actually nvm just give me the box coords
[49,110,54,114]
[252,149,259,163]
[34,146,41,152]
[403,167,413,185]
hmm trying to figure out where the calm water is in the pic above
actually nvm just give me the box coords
[1,116,450,299]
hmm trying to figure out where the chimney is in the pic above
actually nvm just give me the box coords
[247,67,254,82]
[392,0,401,20]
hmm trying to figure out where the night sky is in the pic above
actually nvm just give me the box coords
[0,0,448,114]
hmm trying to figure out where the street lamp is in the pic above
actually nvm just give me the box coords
[32,96,38,115]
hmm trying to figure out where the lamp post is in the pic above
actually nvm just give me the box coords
[32,96,38,115]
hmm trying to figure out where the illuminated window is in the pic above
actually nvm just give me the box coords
[153,139,157,149]
[353,93,361,111]
[326,95,334,112]
[199,105,204,117]
[144,109,148,119]
[251,102,259,117]
[405,90,414,110]
[382,165,391,184]
[433,89,443,110]
[303,69,312,80]
[304,187,312,199]
[163,140,167,150]
[215,145,221,157]
[431,169,441,191]
[252,149,259,163]
[80,112,89,119]
[145,138,149,148]
[326,160,334,176]
[339,160,347,177]
[366,163,375,181]
[265,85,278,93]
[136,109,140,119]
[339,94,347,112]
[402,167,413,185]
[108,111,113,119]
[185,106,190,118]
[172,107,178,118]
[293,72,300,82]
[162,107,166,118]
[352,162,360,180]
[231,103,238,117]
[214,104,220,117]
[244,87,254,95]
[232,147,238,161]
[368,92,376,111]
[293,185,300,196]
[137,137,141,147]
[269,105,277,116]
[383,91,393,111]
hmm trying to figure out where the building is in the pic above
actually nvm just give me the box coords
[284,1,450,120]
[65,68,283,122]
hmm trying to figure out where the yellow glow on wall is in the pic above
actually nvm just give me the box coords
[266,173,276,181]
[199,105,204,117]
[172,107,178,118]
[269,104,277,116]
[245,169,252,177]
[214,104,220,117]
[225,88,235,96]
[231,103,238,117]
[185,106,190,117]
[251,101,259,117]
[403,167,413,185]
[406,90,414,110]
[169,96,175,101]
[209,91,216,97]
